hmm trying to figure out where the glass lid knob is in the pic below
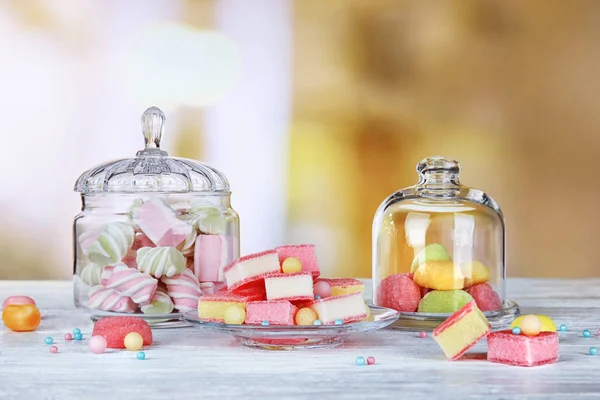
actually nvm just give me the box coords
[137,106,168,157]
[417,156,461,175]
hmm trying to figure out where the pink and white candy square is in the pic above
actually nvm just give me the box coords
[223,250,281,291]
[308,292,367,325]
[487,330,559,367]
[275,244,320,278]
[264,272,314,302]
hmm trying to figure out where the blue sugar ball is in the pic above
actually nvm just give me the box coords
[590,347,598,356]
[559,324,567,332]
[74,333,83,341]
[261,320,269,326]
[313,319,323,326]
[512,327,521,335]
[334,319,343,325]
[136,351,146,360]
[356,356,366,366]
[44,337,53,345]
[583,329,591,338]
[315,295,321,300]
[73,328,81,335]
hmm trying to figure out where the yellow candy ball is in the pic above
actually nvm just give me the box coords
[295,307,317,326]
[519,314,542,336]
[511,314,556,332]
[124,332,144,351]
[282,257,303,274]
[223,304,246,325]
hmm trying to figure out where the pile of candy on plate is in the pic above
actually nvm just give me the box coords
[432,301,560,367]
[377,243,501,313]
[77,198,236,314]
[198,245,369,326]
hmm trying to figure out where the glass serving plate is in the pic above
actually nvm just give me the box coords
[182,305,400,350]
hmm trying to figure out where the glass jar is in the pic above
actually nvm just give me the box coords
[372,156,519,330]
[73,107,239,325]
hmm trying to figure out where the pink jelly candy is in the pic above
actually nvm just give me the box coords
[487,330,559,367]
[92,317,153,349]
[376,273,421,312]
[2,296,36,310]
[466,283,502,312]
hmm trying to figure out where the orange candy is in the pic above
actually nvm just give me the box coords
[2,304,41,332]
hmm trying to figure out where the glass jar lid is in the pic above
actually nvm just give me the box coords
[74,107,230,194]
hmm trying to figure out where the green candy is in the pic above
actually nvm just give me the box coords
[80,222,134,266]
[189,204,228,235]
[417,290,473,313]
[410,243,452,273]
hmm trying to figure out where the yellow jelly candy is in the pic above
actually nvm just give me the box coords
[124,332,144,351]
[223,304,246,325]
[364,302,371,321]
[413,260,464,290]
[461,261,490,287]
[519,314,542,336]
[282,257,303,274]
[295,307,317,326]
[511,314,556,332]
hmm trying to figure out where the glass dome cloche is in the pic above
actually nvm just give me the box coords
[372,156,519,330]
[73,106,240,326]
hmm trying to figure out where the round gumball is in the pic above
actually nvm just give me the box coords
[295,308,318,326]
[519,315,542,336]
[313,281,332,299]
[124,332,144,351]
[376,274,421,312]
[136,351,146,360]
[49,346,58,354]
[2,304,41,332]
[224,304,246,325]
[2,296,36,310]
[367,356,376,365]
[89,336,107,354]
[282,257,303,274]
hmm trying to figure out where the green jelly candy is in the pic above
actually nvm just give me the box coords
[417,290,473,313]
[410,243,452,272]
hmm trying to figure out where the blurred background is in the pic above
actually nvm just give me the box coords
[1,0,599,280]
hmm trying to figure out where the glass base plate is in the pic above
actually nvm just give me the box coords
[389,299,520,331]
[182,305,400,350]
[89,309,189,329]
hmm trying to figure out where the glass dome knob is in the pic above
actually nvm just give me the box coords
[417,156,461,175]
[137,106,168,157]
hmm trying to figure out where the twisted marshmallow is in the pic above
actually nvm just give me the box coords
[161,269,202,312]
[105,264,158,304]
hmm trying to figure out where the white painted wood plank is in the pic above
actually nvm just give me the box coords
[1,279,599,399]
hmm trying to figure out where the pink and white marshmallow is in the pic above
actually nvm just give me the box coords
[132,198,195,247]
[88,286,137,313]
[105,264,158,304]
[162,269,202,312]
[194,234,230,282]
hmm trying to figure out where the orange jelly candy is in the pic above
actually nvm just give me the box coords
[2,304,41,332]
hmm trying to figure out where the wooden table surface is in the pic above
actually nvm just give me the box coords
[1,279,599,400]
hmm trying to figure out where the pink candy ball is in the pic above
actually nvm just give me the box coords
[314,281,332,299]
[367,356,376,365]
[64,333,73,341]
[419,331,427,339]
[49,346,58,354]
[2,295,36,310]
[89,335,108,354]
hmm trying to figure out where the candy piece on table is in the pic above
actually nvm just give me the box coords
[88,286,138,313]
[198,293,252,322]
[137,351,146,360]
[418,290,474,313]
[223,304,246,324]
[136,246,186,278]
[265,272,314,302]
[295,307,318,326]
[2,295,36,310]
[92,316,153,349]
[161,269,202,312]
[89,335,107,354]
[376,273,421,312]
[245,300,298,325]
[140,287,174,315]
[275,244,320,278]
[79,263,103,287]
[105,264,158,304]
[2,304,41,332]
[432,300,491,360]
[316,278,365,297]
[189,204,228,235]
[50,346,58,354]
[308,292,367,325]
[413,260,464,290]
[194,234,229,282]
[79,222,135,266]
[461,261,491,287]
[124,332,144,351]
[519,314,542,336]
[224,249,281,291]
[511,314,557,332]
[132,198,196,247]
[487,330,559,367]
[465,283,502,312]
[410,243,452,273]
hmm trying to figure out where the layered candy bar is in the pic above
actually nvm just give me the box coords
[224,250,281,291]
[316,278,365,297]
[487,330,559,367]
[245,301,298,325]
[265,272,314,302]
[198,291,261,322]
[308,292,367,325]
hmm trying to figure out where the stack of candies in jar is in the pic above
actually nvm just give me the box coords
[76,198,235,315]
[377,243,502,314]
